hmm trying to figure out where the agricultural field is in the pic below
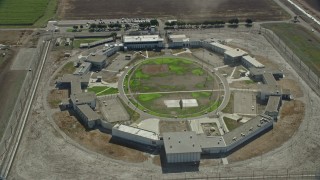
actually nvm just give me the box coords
[0,0,57,26]
[58,0,289,22]
[262,23,320,76]
[127,57,223,118]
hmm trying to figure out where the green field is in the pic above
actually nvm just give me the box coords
[54,62,76,80]
[87,86,118,96]
[73,38,104,48]
[262,23,320,76]
[0,0,57,26]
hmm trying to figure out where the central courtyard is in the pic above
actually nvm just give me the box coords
[124,57,225,118]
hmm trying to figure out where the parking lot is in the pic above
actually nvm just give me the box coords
[233,91,257,115]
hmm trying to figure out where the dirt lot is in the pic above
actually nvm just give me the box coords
[278,78,303,98]
[159,120,190,135]
[228,100,305,162]
[53,111,148,163]
[58,0,289,21]
[142,64,169,74]
[47,89,69,108]
[0,30,33,45]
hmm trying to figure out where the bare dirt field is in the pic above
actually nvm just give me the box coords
[47,89,69,108]
[159,121,190,135]
[142,64,169,74]
[53,111,148,163]
[58,0,289,22]
[228,100,305,163]
[0,30,33,45]
[278,78,303,98]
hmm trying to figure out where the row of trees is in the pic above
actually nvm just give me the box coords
[165,18,253,27]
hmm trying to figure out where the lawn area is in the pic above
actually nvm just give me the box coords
[55,62,76,79]
[191,91,211,98]
[87,86,119,96]
[262,23,320,76]
[73,38,103,48]
[245,79,255,84]
[0,0,57,26]
[192,68,205,76]
[134,70,149,79]
[138,93,162,102]
[223,117,242,131]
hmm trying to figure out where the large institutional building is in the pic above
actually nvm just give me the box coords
[56,35,291,164]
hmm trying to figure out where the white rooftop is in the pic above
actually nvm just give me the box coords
[225,48,247,58]
[123,35,164,43]
[242,55,265,68]
[169,34,187,39]
[113,124,159,140]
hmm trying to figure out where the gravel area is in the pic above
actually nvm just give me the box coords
[8,29,320,179]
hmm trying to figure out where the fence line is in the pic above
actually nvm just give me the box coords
[257,27,320,97]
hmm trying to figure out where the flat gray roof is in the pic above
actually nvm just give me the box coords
[70,92,96,105]
[249,67,283,77]
[77,104,101,121]
[265,96,281,112]
[197,134,226,148]
[224,48,247,58]
[223,114,273,146]
[259,84,282,95]
[123,35,164,43]
[163,131,202,154]
[262,73,277,85]
[56,74,90,94]
[86,54,107,63]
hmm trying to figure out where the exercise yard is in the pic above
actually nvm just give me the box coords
[126,57,224,118]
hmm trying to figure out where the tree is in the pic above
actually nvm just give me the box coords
[73,25,78,29]
[80,25,83,28]
[111,32,117,39]
[150,19,159,26]
[90,23,97,29]
[245,18,253,24]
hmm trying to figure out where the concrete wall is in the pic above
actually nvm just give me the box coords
[166,152,201,163]
[124,42,163,50]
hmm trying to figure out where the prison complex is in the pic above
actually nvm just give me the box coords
[56,34,290,164]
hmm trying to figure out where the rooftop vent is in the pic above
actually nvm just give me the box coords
[190,136,192,139]
[170,146,172,148]
[233,137,237,141]
[179,141,181,143]
[192,144,194,147]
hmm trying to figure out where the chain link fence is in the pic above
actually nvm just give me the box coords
[0,39,46,176]
[256,27,320,97]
